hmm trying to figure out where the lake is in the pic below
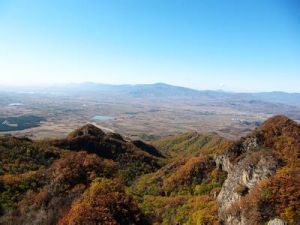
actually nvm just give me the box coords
[92,115,114,121]
[9,103,24,106]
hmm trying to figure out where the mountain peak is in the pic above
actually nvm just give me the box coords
[259,115,299,136]
[68,123,105,139]
[252,115,300,160]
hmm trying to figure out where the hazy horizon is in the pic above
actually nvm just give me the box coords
[1,81,300,94]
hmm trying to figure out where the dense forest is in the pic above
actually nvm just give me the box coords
[0,115,299,225]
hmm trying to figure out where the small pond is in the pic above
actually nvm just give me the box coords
[92,115,114,121]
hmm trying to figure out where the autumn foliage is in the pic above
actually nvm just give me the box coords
[59,178,148,225]
[0,117,299,225]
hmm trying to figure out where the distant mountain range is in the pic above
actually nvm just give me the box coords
[66,82,300,107]
[3,82,299,107]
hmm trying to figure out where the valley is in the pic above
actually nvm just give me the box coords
[1,83,300,141]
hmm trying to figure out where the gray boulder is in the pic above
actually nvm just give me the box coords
[267,218,287,225]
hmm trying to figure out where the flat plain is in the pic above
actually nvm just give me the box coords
[1,83,300,141]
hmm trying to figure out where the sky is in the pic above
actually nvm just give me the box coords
[0,0,299,92]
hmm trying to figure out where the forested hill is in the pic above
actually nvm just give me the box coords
[0,115,299,225]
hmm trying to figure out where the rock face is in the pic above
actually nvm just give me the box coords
[215,136,279,225]
[214,154,232,172]
[214,115,300,225]
[267,218,287,225]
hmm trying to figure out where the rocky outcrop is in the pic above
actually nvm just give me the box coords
[214,154,232,172]
[214,115,300,225]
[214,136,260,172]
[215,137,279,225]
[267,218,287,225]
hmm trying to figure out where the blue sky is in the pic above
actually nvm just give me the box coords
[0,0,299,92]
